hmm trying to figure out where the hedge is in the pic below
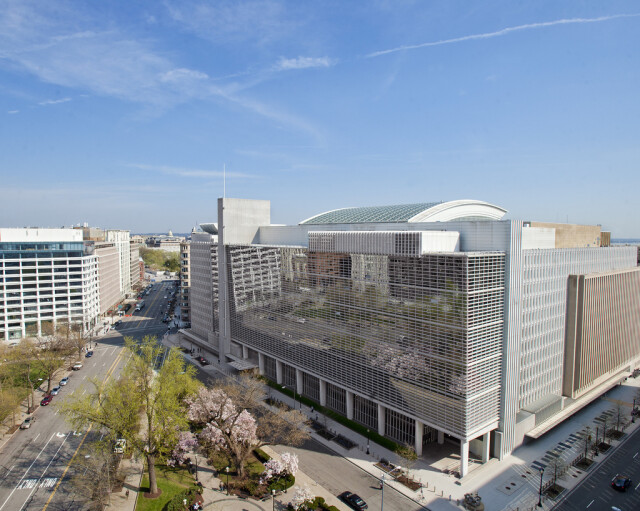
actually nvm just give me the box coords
[264,379,401,453]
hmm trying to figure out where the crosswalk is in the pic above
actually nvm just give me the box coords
[17,478,58,490]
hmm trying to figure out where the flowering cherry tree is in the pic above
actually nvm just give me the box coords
[168,431,198,467]
[259,452,298,484]
[290,484,314,510]
[187,377,309,478]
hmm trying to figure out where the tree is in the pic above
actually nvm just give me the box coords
[582,426,592,461]
[187,376,309,478]
[290,484,314,511]
[396,444,418,479]
[33,333,74,393]
[548,451,565,486]
[69,440,120,510]
[60,336,200,496]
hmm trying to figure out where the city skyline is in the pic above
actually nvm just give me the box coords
[1,1,639,236]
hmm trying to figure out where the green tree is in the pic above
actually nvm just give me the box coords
[60,336,200,496]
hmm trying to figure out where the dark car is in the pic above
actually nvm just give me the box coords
[611,474,632,491]
[85,350,94,358]
[340,491,368,510]
[40,395,53,406]
[114,320,122,327]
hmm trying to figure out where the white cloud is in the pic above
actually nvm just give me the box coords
[159,68,209,83]
[125,163,256,179]
[7,110,19,114]
[275,56,334,71]
[367,13,640,57]
[38,97,72,105]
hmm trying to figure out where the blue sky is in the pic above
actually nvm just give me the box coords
[1,1,639,236]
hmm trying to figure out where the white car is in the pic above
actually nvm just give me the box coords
[50,386,60,395]
[20,417,33,429]
[72,362,83,370]
[59,377,69,386]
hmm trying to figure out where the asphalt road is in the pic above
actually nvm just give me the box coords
[0,280,177,511]
[271,438,426,511]
[553,424,640,511]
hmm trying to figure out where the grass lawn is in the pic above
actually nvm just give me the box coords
[135,465,195,511]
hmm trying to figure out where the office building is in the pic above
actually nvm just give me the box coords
[182,198,640,476]
[180,239,192,325]
[0,228,100,340]
[105,230,132,297]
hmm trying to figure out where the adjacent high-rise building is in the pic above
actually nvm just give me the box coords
[182,198,640,476]
[105,230,132,297]
[0,228,100,340]
[180,239,192,325]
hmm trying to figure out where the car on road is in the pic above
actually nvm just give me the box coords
[50,386,60,395]
[339,492,368,510]
[20,417,33,429]
[114,320,122,327]
[85,350,94,358]
[40,395,53,406]
[72,362,83,370]
[611,474,632,491]
[59,377,69,386]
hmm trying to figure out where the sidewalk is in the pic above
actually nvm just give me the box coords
[162,335,640,511]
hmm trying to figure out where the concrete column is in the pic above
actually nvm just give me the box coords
[258,353,265,376]
[346,391,354,420]
[437,430,444,444]
[319,379,327,407]
[377,403,385,436]
[460,440,469,478]
[296,368,303,395]
[482,432,490,464]
[276,360,283,384]
[415,421,424,457]
[242,345,249,359]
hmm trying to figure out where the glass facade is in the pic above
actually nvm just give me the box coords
[226,244,505,438]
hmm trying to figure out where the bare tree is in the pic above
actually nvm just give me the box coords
[548,451,566,487]
[69,440,120,510]
[582,426,592,461]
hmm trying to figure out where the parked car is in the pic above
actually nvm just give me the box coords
[20,417,33,429]
[85,351,94,358]
[114,438,126,454]
[50,386,60,395]
[40,395,53,406]
[340,492,368,510]
[72,362,83,370]
[114,320,122,327]
[59,377,69,386]
[611,474,632,491]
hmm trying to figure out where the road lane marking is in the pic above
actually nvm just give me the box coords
[19,433,69,509]
[54,410,58,415]
[42,346,125,511]
[634,452,638,458]
[33,433,40,442]
[0,433,56,510]
[81,389,86,395]
[636,481,640,490]
[586,499,594,508]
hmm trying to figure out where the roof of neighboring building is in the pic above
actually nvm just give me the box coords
[299,200,507,225]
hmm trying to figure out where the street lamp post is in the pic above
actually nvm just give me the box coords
[225,466,230,496]
[380,474,385,511]
[537,467,544,507]
[366,429,370,455]
[272,489,276,511]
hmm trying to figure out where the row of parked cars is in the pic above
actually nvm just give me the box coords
[21,375,71,428]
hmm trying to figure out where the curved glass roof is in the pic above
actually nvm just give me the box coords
[300,202,442,225]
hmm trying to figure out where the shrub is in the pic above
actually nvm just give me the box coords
[254,448,271,463]
[164,486,200,511]
[268,473,295,492]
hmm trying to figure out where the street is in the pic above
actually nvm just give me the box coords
[553,424,640,511]
[0,280,176,511]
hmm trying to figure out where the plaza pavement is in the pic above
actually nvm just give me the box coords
[105,334,640,511]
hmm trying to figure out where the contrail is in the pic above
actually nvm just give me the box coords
[367,13,640,58]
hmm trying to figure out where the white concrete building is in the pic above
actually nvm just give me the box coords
[106,230,132,297]
[0,228,100,340]
[183,199,640,477]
